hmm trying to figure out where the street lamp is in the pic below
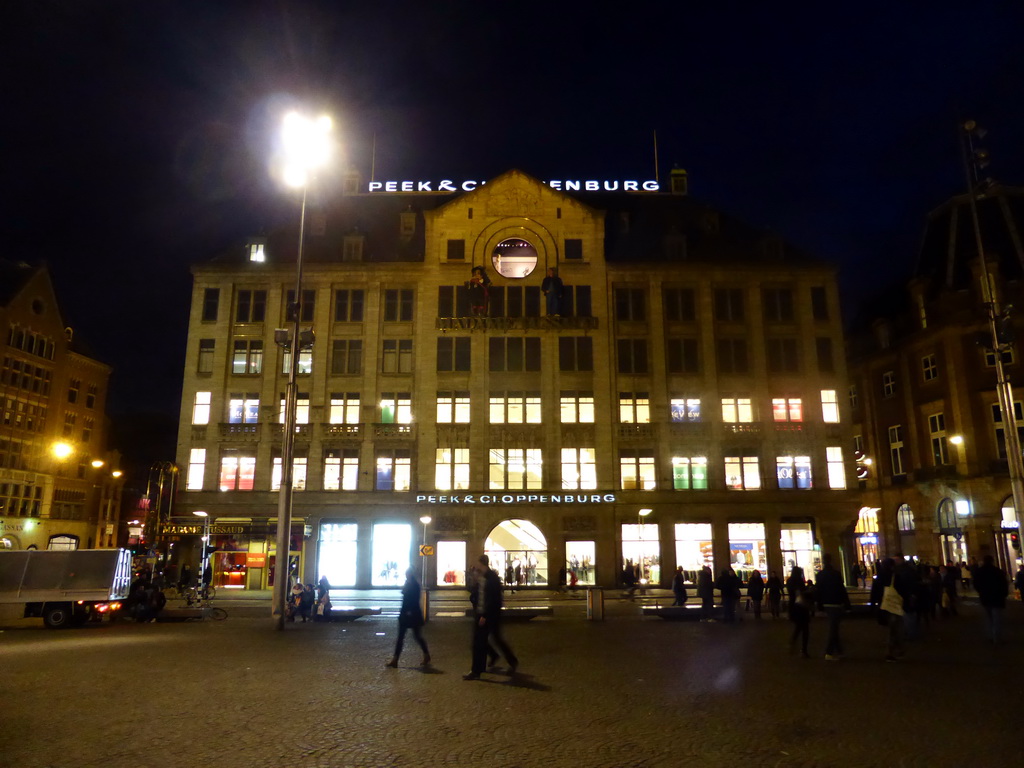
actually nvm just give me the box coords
[193,511,209,593]
[272,110,333,630]
[638,508,652,594]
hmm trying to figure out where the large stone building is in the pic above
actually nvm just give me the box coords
[174,169,859,591]
[847,184,1024,575]
[0,261,123,550]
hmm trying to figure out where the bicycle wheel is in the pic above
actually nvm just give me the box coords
[208,607,228,621]
[204,586,216,600]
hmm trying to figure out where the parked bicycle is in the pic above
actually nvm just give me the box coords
[182,587,227,620]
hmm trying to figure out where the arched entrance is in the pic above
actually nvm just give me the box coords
[485,519,548,588]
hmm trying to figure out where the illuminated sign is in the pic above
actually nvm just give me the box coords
[1000,520,1020,530]
[367,179,660,194]
[415,493,617,505]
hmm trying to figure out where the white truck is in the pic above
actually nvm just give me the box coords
[0,548,133,628]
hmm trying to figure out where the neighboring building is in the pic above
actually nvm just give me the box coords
[0,261,124,550]
[174,169,858,591]
[847,184,1024,575]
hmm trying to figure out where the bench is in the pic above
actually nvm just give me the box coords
[328,606,382,622]
[462,606,554,621]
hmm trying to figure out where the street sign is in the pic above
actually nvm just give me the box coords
[419,545,434,556]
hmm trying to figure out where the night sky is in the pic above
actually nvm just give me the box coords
[3,1,1024,478]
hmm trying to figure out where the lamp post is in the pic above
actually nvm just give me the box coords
[272,110,333,630]
[960,121,1024,551]
[419,515,432,585]
[193,511,209,594]
[638,508,652,594]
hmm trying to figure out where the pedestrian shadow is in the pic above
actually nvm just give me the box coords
[499,673,551,692]
[415,665,445,675]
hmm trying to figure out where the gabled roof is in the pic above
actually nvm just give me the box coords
[0,259,38,306]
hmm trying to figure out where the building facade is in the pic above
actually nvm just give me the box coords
[847,184,1024,575]
[174,170,859,590]
[0,261,123,551]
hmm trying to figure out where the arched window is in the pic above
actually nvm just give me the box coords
[1001,497,1017,526]
[937,498,957,530]
[855,507,879,533]
[897,503,915,531]
[47,535,79,551]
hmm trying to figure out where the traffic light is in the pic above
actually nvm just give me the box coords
[1010,532,1020,551]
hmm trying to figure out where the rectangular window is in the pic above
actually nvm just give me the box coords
[670,398,701,422]
[714,288,744,321]
[929,412,949,465]
[558,337,593,371]
[619,450,656,490]
[722,397,754,423]
[334,289,365,322]
[329,393,360,424]
[271,456,308,492]
[888,425,905,476]
[617,339,648,374]
[85,385,96,409]
[437,391,471,423]
[435,448,470,490]
[717,338,749,374]
[564,238,583,260]
[762,288,794,322]
[192,392,211,425]
[281,349,313,375]
[324,449,359,491]
[672,456,708,490]
[560,391,595,423]
[776,455,812,489]
[811,286,829,321]
[489,392,541,424]
[331,339,362,375]
[821,390,840,423]
[666,338,699,374]
[663,288,696,322]
[614,288,646,321]
[202,288,220,322]
[437,336,471,372]
[619,392,651,423]
[284,289,315,323]
[228,394,259,423]
[446,239,466,260]
[248,242,265,262]
[560,285,592,317]
[380,393,412,424]
[725,456,761,489]
[816,337,834,373]
[489,448,543,490]
[992,402,1024,459]
[766,338,799,373]
[219,453,256,491]
[232,340,263,375]
[187,448,206,491]
[67,379,80,404]
[922,354,938,382]
[882,371,896,398]
[235,289,267,323]
[772,397,803,422]
[985,348,1015,367]
[561,448,597,489]
[848,384,859,410]
[489,337,541,372]
[278,394,310,425]
[383,289,414,322]
[376,450,411,491]
[826,447,846,489]
[382,339,413,373]
[198,339,215,374]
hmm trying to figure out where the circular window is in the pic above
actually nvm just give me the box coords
[31,299,45,315]
[491,238,538,279]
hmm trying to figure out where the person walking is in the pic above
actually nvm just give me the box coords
[697,565,715,621]
[940,563,959,616]
[871,557,911,662]
[815,554,850,660]
[386,568,431,667]
[671,566,688,606]
[973,555,1009,644]
[465,555,518,680]
[717,566,741,623]
[788,582,812,658]
[766,570,783,619]
[747,569,765,619]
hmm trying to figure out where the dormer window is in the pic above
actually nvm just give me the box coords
[343,235,364,262]
[248,242,266,263]
[400,209,416,236]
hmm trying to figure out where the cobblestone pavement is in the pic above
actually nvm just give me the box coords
[2,599,1021,768]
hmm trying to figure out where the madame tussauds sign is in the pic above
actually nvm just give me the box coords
[368,179,660,193]
[416,493,617,505]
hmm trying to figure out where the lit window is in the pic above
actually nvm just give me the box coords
[619,393,651,424]
[672,456,708,490]
[232,340,263,374]
[670,398,701,422]
[192,392,211,425]
[376,450,411,491]
[329,393,360,424]
[776,455,812,489]
[888,425,905,476]
[324,450,358,491]
[282,349,313,375]
[228,394,259,424]
[489,448,543,490]
[897,504,915,531]
[561,448,597,490]
[219,454,255,491]
[821,390,840,423]
[437,391,471,424]
[248,242,265,262]
[826,447,846,489]
[380,394,412,424]
[619,450,656,490]
[278,395,310,425]
[435,448,470,490]
[929,413,949,465]
[722,397,753,423]
[560,391,595,423]
[187,448,205,490]
[272,457,307,491]
[772,398,802,422]
[725,456,761,490]
[490,392,541,424]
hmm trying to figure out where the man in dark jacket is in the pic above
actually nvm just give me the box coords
[815,553,851,660]
[973,555,1009,644]
[465,554,518,680]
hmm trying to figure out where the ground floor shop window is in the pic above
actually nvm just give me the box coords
[674,523,713,582]
[728,522,767,581]
[622,523,660,586]
[565,540,595,586]
[372,523,412,586]
[436,540,467,586]
[485,519,548,587]
[940,533,967,565]
[319,522,357,587]
[780,522,818,577]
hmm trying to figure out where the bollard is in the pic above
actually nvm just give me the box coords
[420,589,430,623]
[586,587,604,620]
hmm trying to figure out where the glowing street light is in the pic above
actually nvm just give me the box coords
[51,442,73,460]
[272,109,334,630]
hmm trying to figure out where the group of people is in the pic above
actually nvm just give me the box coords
[124,567,167,622]
[287,576,332,623]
